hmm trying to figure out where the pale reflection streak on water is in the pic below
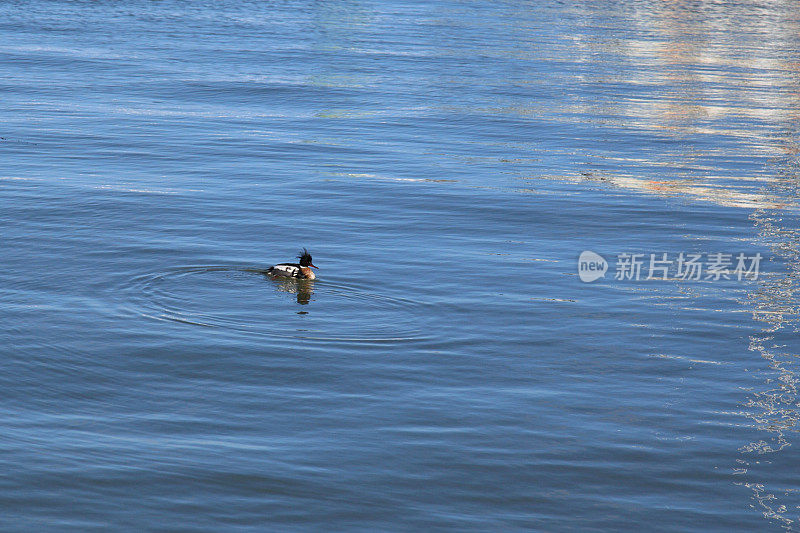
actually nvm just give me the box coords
[736,135,800,527]
[523,3,800,528]
[526,2,800,211]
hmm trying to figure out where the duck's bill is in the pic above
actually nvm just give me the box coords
[310,263,319,269]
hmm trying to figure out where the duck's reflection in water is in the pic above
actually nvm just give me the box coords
[267,276,315,305]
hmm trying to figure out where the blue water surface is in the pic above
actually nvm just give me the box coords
[2,1,800,530]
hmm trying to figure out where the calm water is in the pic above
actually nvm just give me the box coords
[3,1,800,530]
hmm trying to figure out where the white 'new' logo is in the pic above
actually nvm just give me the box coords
[578,251,607,282]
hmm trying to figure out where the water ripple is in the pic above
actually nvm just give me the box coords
[117,266,430,344]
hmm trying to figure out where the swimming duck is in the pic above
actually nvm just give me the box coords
[267,248,318,280]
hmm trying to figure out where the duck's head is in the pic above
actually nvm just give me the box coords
[298,248,318,269]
